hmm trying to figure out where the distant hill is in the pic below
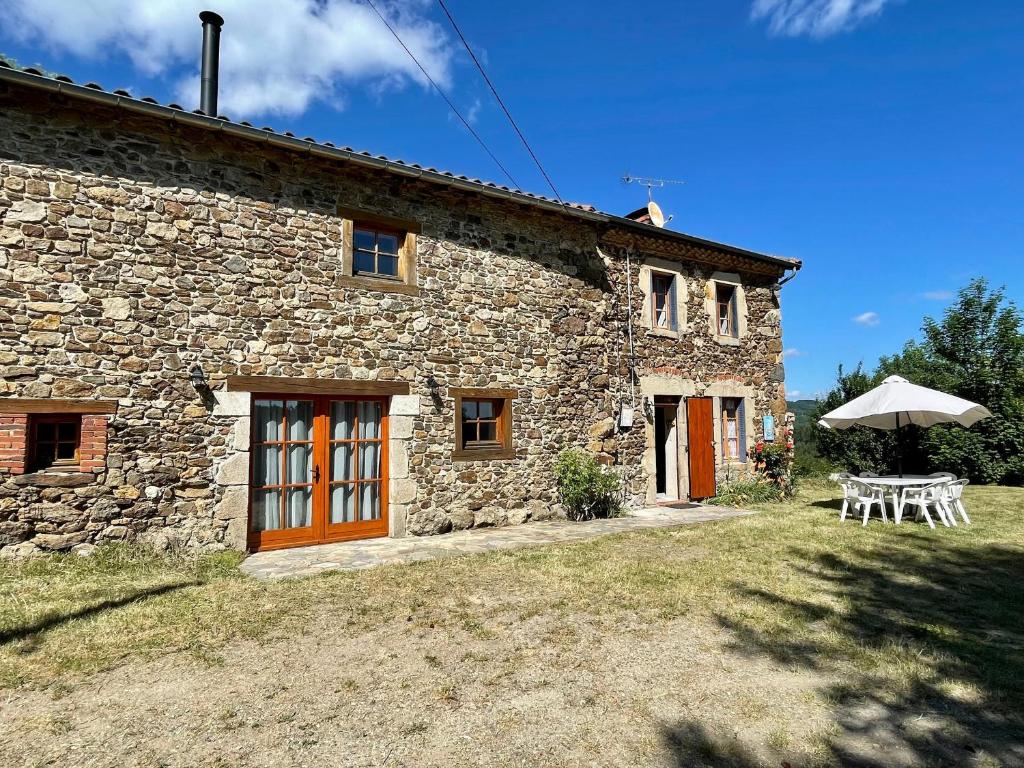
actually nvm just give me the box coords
[787,399,819,430]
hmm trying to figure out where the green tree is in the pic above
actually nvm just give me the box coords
[811,364,907,475]
[813,279,1024,484]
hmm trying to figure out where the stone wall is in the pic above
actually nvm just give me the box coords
[0,83,790,554]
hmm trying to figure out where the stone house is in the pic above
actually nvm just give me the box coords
[0,57,799,555]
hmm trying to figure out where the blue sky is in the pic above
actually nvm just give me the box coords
[2,0,1021,399]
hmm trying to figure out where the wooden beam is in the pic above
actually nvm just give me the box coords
[448,387,519,399]
[0,398,117,414]
[225,376,411,396]
[336,206,422,234]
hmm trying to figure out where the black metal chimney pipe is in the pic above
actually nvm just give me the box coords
[199,11,224,116]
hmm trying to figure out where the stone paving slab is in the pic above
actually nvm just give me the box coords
[240,504,755,580]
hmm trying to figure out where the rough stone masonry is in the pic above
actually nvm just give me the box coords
[0,79,793,556]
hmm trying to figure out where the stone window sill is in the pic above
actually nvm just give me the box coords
[645,327,682,340]
[10,470,95,488]
[713,334,741,347]
[338,274,420,297]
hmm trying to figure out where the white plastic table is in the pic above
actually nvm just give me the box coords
[859,476,935,524]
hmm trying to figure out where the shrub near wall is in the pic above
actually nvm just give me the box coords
[553,449,623,521]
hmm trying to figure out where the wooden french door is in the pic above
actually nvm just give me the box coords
[686,397,717,500]
[247,395,388,552]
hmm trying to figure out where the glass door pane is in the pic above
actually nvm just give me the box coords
[328,399,384,524]
[251,398,314,532]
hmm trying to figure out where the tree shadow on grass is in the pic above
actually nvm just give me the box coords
[660,722,767,768]
[705,540,1024,766]
[0,580,197,645]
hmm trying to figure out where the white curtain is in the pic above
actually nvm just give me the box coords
[253,488,280,531]
[358,401,381,439]
[332,401,355,440]
[331,483,356,524]
[360,482,379,521]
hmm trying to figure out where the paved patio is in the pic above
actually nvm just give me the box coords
[241,504,754,580]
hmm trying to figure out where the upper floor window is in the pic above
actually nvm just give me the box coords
[338,208,420,296]
[31,414,81,471]
[651,273,673,330]
[716,283,738,338]
[353,227,401,280]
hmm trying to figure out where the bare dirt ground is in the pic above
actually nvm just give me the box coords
[1,609,827,768]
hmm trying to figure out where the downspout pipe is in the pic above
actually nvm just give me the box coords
[776,264,801,288]
[199,11,224,117]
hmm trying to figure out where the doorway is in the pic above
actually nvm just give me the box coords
[654,398,680,500]
[247,395,389,552]
[686,397,716,500]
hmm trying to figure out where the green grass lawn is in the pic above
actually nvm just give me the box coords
[2,481,1022,767]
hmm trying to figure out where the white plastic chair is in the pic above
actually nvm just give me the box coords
[842,479,888,526]
[900,480,951,529]
[943,479,971,525]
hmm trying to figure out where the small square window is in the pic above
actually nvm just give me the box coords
[353,226,401,279]
[460,398,503,449]
[30,415,81,471]
[339,210,419,296]
[453,390,515,460]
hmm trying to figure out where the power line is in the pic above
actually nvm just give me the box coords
[363,0,521,189]
[435,0,564,204]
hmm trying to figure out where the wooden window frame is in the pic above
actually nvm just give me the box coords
[352,225,403,281]
[715,283,738,338]
[28,414,82,472]
[451,387,516,461]
[339,207,420,296]
[651,272,673,330]
[721,397,742,461]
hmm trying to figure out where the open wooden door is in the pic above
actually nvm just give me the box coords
[686,397,717,500]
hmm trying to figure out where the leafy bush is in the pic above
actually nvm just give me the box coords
[709,479,784,506]
[553,448,623,521]
[792,452,837,478]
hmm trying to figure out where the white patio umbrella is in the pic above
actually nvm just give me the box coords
[817,375,992,475]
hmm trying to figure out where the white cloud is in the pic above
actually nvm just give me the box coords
[853,311,880,327]
[465,97,482,125]
[787,389,802,398]
[783,348,804,359]
[750,0,896,38]
[0,0,454,118]
[922,290,953,300]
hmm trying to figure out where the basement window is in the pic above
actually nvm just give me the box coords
[30,415,81,471]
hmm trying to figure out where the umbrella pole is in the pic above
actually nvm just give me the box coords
[896,412,903,478]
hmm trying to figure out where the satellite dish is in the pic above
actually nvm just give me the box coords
[647,200,665,228]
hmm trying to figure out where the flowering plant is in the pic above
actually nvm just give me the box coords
[749,424,795,496]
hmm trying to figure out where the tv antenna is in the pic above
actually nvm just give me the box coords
[622,174,686,202]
